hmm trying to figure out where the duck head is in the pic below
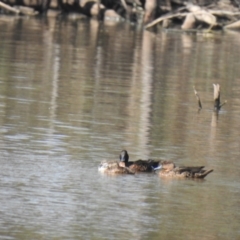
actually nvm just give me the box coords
[119,150,129,164]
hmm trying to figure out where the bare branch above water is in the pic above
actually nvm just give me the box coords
[193,86,202,111]
[213,83,227,111]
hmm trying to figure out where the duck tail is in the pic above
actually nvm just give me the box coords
[196,169,214,179]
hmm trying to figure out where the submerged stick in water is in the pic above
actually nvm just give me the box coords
[193,86,202,110]
[213,83,227,111]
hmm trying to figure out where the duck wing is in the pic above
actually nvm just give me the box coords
[175,166,213,178]
[128,160,158,172]
[148,159,161,169]
[176,166,205,174]
[193,169,214,178]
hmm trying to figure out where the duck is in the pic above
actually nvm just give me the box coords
[118,150,160,172]
[155,160,213,179]
[98,160,134,175]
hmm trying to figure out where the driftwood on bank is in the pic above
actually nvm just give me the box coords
[0,1,20,14]
[145,4,218,30]
[144,0,157,23]
[119,0,130,19]
[1,0,240,31]
[145,2,240,31]
[0,1,38,15]
[224,20,240,29]
[145,12,187,29]
[14,6,39,15]
[185,3,217,29]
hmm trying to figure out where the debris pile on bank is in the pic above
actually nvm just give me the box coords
[1,0,240,30]
[145,1,240,30]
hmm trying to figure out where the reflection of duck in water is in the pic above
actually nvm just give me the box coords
[118,150,160,173]
[155,161,213,179]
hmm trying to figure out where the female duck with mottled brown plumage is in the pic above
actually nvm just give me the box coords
[155,161,213,179]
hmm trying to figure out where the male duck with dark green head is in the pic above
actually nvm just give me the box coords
[119,150,160,172]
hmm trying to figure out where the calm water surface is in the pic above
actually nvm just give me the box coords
[0,16,240,239]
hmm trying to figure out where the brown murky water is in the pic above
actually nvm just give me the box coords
[0,16,240,239]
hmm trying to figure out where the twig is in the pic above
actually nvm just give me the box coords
[209,10,240,17]
[120,0,130,19]
[213,83,221,111]
[220,100,227,108]
[14,6,39,15]
[193,86,202,110]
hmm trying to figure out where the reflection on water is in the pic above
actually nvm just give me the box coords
[0,17,240,239]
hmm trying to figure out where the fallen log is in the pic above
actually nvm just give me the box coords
[185,3,217,29]
[145,12,187,29]
[209,10,240,17]
[144,0,157,24]
[145,1,240,31]
[182,13,196,29]
[145,4,219,30]
[0,1,20,14]
[224,20,240,29]
[0,1,40,15]
[13,6,39,15]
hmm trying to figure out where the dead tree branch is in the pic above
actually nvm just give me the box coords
[0,1,20,14]
[145,12,187,29]
[193,86,202,111]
